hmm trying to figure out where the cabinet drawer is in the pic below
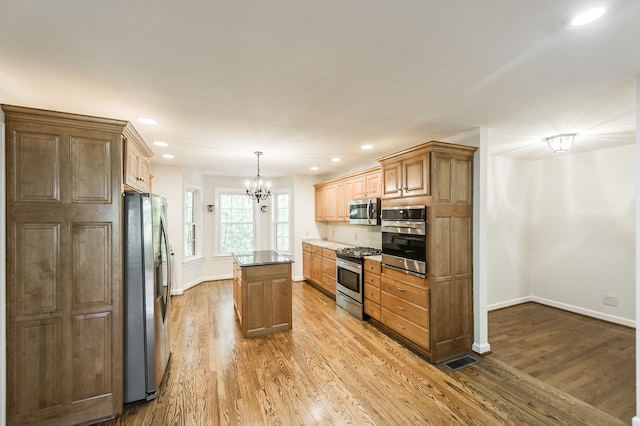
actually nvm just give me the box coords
[303,242,312,252]
[322,248,337,260]
[364,286,380,304]
[381,291,428,329]
[381,308,429,350]
[381,277,428,309]
[322,273,336,294]
[322,258,336,277]
[364,259,381,274]
[364,272,381,288]
[382,266,428,288]
[364,299,380,320]
[312,245,323,255]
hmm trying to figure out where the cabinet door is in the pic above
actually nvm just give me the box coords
[381,160,403,199]
[311,254,323,284]
[125,138,141,188]
[353,175,367,199]
[365,171,381,198]
[402,155,429,197]
[6,121,123,425]
[324,184,338,221]
[137,155,151,192]
[302,250,311,279]
[314,186,326,221]
[271,277,292,328]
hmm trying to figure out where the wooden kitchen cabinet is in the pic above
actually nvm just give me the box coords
[321,248,337,296]
[376,141,476,363]
[302,243,312,279]
[314,167,381,222]
[124,136,153,192]
[379,148,429,199]
[353,169,381,199]
[233,258,293,337]
[2,104,152,425]
[363,259,382,320]
[302,242,338,299]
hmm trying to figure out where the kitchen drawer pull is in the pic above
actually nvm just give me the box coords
[397,323,405,329]
[397,305,405,311]
[397,287,406,292]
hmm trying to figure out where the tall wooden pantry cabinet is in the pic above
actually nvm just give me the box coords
[3,105,152,425]
[378,141,476,363]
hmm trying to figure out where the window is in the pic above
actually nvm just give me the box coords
[184,187,200,258]
[218,193,254,254]
[274,192,290,253]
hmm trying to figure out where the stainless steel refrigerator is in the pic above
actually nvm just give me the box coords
[123,192,172,403]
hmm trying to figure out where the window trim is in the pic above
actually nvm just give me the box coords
[183,184,202,261]
[272,189,292,255]
[215,188,256,257]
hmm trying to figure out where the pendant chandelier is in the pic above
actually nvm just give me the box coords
[245,151,271,203]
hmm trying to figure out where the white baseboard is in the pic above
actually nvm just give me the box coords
[487,296,533,311]
[171,274,233,296]
[531,296,636,328]
[488,296,635,328]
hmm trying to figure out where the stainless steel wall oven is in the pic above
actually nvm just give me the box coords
[381,206,427,276]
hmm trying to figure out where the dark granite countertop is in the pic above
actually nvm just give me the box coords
[232,250,294,267]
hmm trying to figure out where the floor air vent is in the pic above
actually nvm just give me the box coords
[443,355,478,371]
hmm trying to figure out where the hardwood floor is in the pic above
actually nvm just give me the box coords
[101,281,626,425]
[489,302,635,422]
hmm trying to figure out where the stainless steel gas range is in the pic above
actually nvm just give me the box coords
[335,246,381,319]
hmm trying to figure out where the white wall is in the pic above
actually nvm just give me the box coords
[151,164,185,294]
[487,155,534,307]
[529,144,636,324]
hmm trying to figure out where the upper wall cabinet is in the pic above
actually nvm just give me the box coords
[379,147,430,200]
[123,131,153,192]
[314,167,381,222]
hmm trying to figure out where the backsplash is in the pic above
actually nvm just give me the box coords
[316,222,382,249]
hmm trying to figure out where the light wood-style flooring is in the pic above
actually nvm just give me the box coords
[489,302,635,422]
[101,280,627,425]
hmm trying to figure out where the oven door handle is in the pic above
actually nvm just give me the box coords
[336,258,362,274]
[381,225,425,236]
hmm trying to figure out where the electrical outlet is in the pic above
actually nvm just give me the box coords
[603,294,619,307]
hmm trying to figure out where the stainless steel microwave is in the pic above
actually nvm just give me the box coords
[348,198,380,225]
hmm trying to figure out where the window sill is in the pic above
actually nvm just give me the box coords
[183,256,204,265]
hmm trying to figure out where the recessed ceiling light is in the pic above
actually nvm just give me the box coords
[154,141,168,147]
[331,157,341,162]
[162,154,174,159]
[310,166,319,171]
[571,7,605,26]
[137,117,158,125]
[361,144,373,150]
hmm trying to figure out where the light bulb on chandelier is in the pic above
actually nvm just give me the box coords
[245,151,271,203]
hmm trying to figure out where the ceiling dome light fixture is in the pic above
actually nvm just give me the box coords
[545,133,576,153]
[571,7,605,26]
[245,151,271,204]
[361,144,373,150]
[154,141,169,147]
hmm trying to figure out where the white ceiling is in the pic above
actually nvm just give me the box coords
[1,0,638,178]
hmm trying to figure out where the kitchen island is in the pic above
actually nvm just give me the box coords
[232,250,294,337]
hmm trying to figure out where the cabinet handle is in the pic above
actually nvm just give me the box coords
[397,305,405,311]
[397,287,406,292]
[397,323,405,329]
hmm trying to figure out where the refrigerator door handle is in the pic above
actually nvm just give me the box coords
[160,217,172,320]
